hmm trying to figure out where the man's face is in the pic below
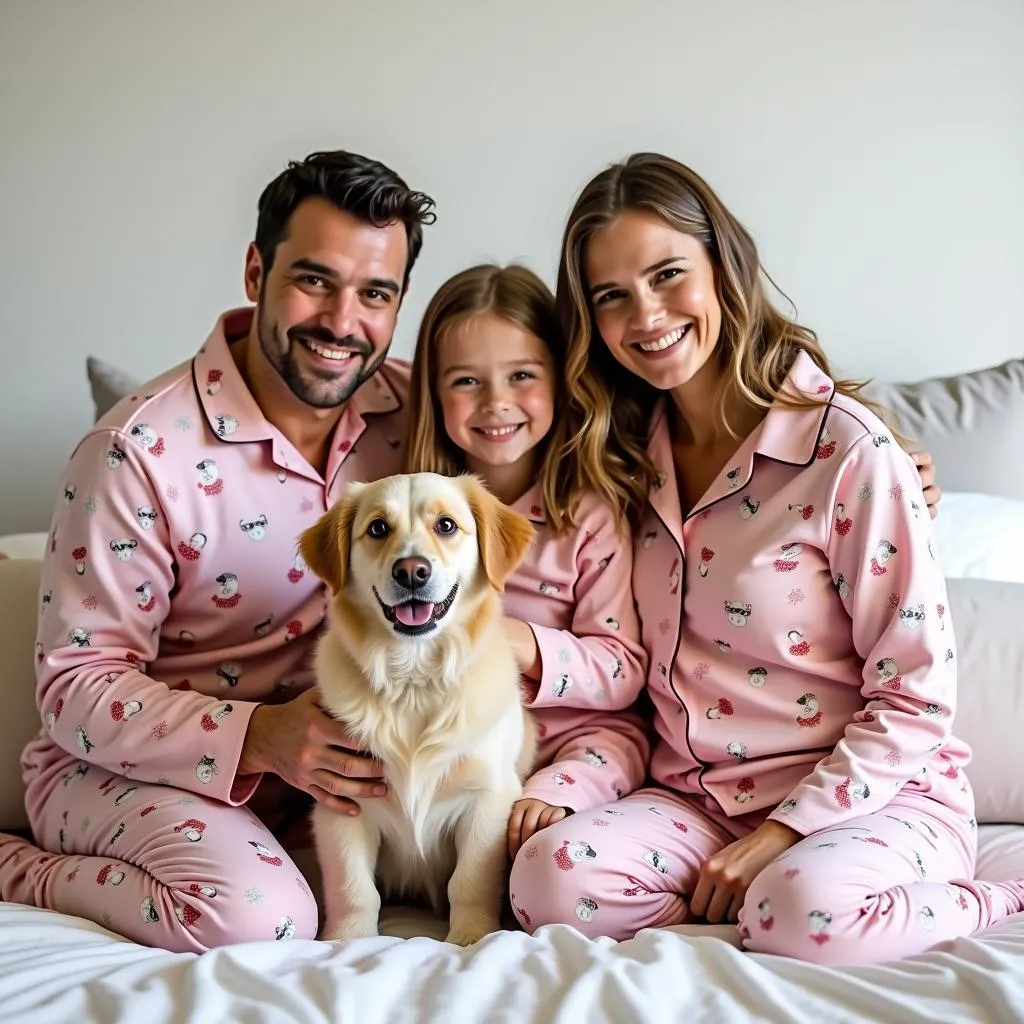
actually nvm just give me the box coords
[244,196,408,408]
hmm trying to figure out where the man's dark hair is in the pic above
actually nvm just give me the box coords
[254,150,436,286]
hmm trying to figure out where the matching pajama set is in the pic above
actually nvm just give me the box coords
[5,319,1016,964]
[3,308,412,951]
[509,352,1022,964]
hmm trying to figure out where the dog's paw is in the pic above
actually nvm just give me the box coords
[319,913,380,943]
[445,909,500,946]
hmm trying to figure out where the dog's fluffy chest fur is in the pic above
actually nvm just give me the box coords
[316,627,530,908]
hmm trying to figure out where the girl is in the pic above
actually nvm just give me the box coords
[406,263,650,860]
[508,153,1023,964]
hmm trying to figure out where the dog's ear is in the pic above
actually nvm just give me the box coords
[298,485,364,595]
[463,475,535,591]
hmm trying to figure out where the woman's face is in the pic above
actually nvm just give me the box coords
[584,209,723,393]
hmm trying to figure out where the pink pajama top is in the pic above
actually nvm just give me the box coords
[503,488,650,810]
[633,352,973,838]
[23,308,411,805]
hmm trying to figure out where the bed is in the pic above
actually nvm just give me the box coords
[3,859,1024,1024]
[1,357,1023,1023]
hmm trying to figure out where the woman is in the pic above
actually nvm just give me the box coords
[507,152,1023,965]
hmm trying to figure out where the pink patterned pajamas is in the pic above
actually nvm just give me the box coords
[509,354,1021,964]
[500,486,650,811]
[2,309,412,950]
[4,763,316,951]
[510,788,1017,963]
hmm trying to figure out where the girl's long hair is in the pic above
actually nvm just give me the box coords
[406,263,607,534]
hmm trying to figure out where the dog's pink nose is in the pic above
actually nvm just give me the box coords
[393,557,431,590]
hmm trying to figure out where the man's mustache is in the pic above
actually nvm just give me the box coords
[288,325,372,356]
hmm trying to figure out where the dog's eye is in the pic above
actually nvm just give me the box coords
[367,518,390,539]
[435,516,458,536]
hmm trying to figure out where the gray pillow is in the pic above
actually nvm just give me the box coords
[83,352,1023,500]
[863,358,1024,502]
[86,356,141,422]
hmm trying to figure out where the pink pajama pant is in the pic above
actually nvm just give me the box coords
[0,753,318,952]
[508,787,1021,965]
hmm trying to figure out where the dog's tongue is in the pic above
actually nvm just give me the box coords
[395,600,434,627]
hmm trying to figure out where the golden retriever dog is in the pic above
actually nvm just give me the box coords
[298,472,538,945]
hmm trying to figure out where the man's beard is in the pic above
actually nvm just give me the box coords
[257,304,388,409]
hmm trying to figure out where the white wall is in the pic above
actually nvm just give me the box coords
[0,0,1021,533]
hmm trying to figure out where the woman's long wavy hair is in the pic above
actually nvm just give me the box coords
[552,152,900,529]
[405,263,597,535]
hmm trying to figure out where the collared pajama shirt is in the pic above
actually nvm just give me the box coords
[632,351,973,839]
[23,307,411,805]
[505,488,651,811]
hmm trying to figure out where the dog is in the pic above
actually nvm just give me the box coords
[298,471,538,946]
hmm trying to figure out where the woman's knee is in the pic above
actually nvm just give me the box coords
[741,858,867,964]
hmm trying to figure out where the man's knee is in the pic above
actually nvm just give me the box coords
[154,811,320,948]
[166,875,319,949]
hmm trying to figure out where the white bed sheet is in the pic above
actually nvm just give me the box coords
[3,825,1024,1024]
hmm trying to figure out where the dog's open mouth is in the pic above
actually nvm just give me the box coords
[373,583,459,635]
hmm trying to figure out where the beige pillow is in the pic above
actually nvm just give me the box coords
[0,533,47,561]
[0,559,44,831]
[863,358,1024,502]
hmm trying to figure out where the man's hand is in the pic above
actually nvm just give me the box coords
[911,450,942,519]
[507,798,570,858]
[689,819,802,924]
[239,687,387,816]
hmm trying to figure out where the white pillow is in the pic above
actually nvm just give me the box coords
[933,492,1024,585]
[946,577,1024,825]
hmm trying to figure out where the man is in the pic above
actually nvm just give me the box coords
[0,150,436,952]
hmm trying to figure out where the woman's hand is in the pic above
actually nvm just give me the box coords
[502,617,542,680]
[689,819,802,924]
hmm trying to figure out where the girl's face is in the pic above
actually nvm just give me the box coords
[584,209,723,394]
[436,312,556,475]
